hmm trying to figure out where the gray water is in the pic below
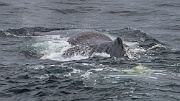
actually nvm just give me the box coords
[0,0,180,101]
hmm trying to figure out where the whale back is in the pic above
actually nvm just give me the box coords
[67,31,112,45]
[65,31,126,58]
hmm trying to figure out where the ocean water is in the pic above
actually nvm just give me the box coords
[0,0,180,101]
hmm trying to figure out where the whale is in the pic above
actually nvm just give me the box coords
[62,31,127,58]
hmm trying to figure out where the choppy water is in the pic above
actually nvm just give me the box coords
[0,0,180,101]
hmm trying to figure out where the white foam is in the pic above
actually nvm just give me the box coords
[81,71,93,78]
[91,52,110,57]
[32,35,90,61]
[123,41,146,59]
[27,65,45,70]
[148,44,166,50]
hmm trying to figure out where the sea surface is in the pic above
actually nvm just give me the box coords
[0,0,180,101]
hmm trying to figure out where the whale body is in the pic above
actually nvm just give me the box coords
[63,31,127,58]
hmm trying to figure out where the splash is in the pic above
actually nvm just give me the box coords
[30,34,147,61]
[124,41,146,59]
[32,35,90,61]
[28,29,154,61]
[91,52,110,57]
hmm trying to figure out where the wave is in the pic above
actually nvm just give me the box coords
[0,27,69,37]
[1,27,169,61]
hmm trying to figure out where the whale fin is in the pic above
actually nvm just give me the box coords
[114,37,124,49]
[109,37,125,57]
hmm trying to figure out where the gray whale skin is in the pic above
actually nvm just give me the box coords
[63,31,127,58]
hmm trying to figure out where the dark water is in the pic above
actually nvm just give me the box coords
[0,0,180,101]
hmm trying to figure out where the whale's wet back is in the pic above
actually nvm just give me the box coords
[64,31,126,58]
